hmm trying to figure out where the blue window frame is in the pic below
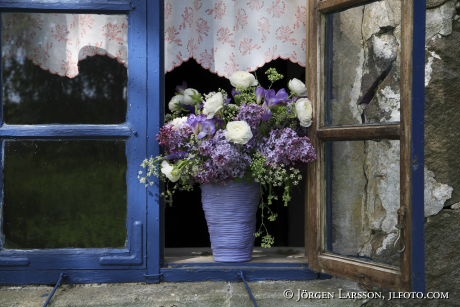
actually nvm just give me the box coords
[0,0,163,284]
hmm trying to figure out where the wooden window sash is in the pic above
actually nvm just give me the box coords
[318,0,376,13]
[306,0,421,291]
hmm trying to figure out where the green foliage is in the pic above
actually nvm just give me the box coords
[221,103,240,123]
[265,67,284,84]
[250,153,303,245]
[232,87,257,105]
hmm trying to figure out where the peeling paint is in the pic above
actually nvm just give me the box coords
[378,86,400,122]
[425,50,442,87]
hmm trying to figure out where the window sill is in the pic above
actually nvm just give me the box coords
[159,247,325,282]
[164,247,307,264]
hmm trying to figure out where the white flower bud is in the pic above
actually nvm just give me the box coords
[229,71,258,89]
[203,92,224,118]
[168,94,183,112]
[225,120,253,144]
[168,116,188,129]
[288,78,308,96]
[160,160,180,182]
[295,98,313,127]
[182,88,200,105]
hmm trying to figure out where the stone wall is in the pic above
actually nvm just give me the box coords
[426,0,460,207]
[328,0,458,284]
[423,0,460,299]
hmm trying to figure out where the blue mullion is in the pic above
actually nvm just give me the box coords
[145,0,164,283]
[410,0,426,293]
[123,0,157,283]
[0,13,3,126]
[0,124,133,139]
[0,141,4,250]
[0,0,132,12]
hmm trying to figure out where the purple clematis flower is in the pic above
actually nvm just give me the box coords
[198,120,217,139]
[256,87,265,104]
[263,88,289,107]
[187,114,217,139]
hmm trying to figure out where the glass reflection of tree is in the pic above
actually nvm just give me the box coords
[3,55,127,124]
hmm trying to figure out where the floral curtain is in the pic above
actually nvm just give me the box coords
[1,0,307,78]
[165,0,307,77]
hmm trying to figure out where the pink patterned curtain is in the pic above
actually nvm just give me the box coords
[2,0,307,78]
[165,0,307,77]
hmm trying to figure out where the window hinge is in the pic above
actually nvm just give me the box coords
[394,208,406,253]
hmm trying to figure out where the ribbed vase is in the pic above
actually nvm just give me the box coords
[201,181,260,262]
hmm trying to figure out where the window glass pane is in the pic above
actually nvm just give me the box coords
[3,140,127,249]
[325,140,401,267]
[1,13,128,124]
[325,2,401,126]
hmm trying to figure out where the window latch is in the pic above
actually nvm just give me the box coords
[394,208,406,253]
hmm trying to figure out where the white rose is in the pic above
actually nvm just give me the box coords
[225,121,253,144]
[203,92,224,118]
[168,94,183,112]
[288,78,308,96]
[182,88,200,105]
[160,160,180,182]
[295,98,313,127]
[169,116,188,129]
[229,71,258,89]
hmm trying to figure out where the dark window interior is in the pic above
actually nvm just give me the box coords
[164,58,306,248]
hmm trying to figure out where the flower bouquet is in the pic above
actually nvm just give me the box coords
[139,68,316,249]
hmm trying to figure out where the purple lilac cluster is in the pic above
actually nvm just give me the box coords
[157,124,193,157]
[236,104,271,131]
[260,128,317,167]
[196,130,251,183]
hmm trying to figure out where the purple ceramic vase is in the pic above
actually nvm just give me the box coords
[201,181,260,262]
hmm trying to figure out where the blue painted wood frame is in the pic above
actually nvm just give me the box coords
[144,0,164,284]
[0,0,162,285]
[410,0,426,293]
[0,0,133,12]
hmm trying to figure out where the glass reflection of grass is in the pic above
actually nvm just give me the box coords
[4,141,127,249]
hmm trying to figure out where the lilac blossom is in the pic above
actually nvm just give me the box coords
[157,124,193,155]
[196,130,251,183]
[236,104,272,131]
[259,128,317,166]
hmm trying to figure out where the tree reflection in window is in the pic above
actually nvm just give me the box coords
[3,55,127,124]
